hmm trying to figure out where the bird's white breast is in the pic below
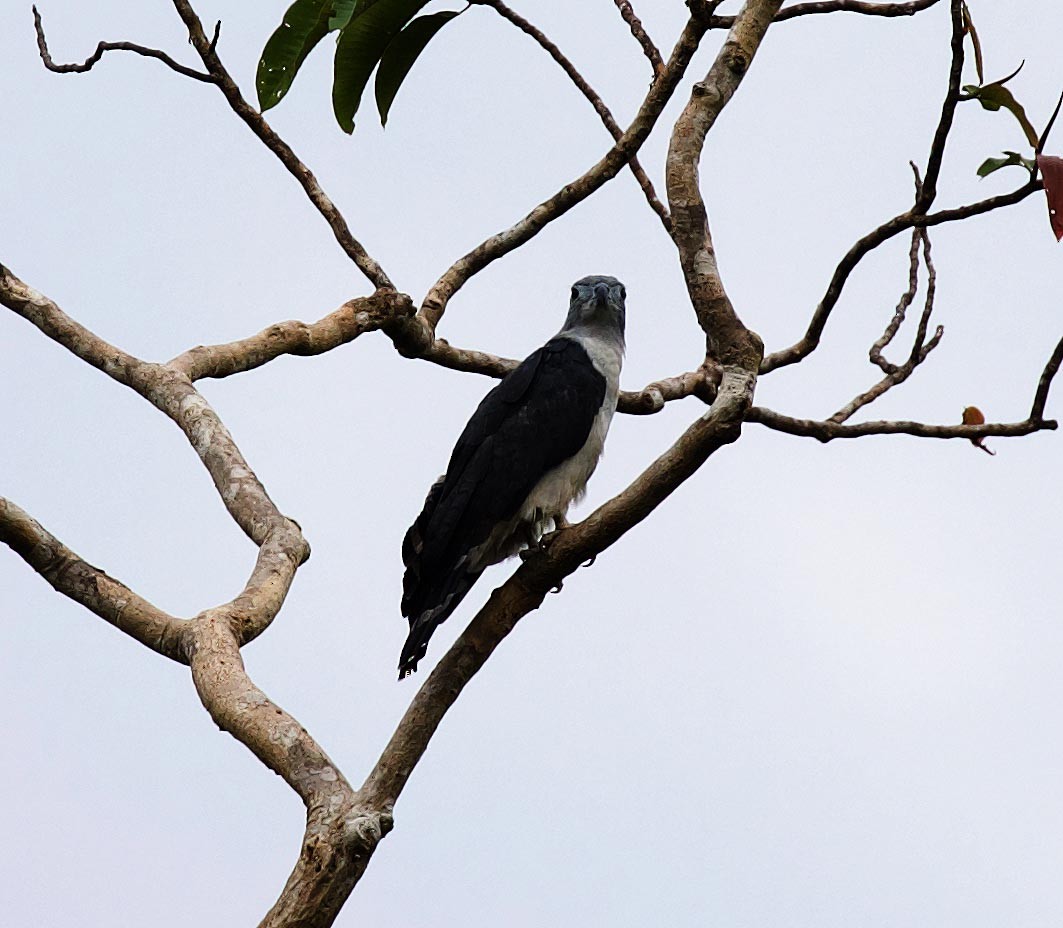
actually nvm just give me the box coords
[517,331,623,537]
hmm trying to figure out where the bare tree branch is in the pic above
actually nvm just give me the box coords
[831,221,942,422]
[1031,335,1063,422]
[472,0,671,230]
[0,497,187,660]
[746,406,1057,441]
[869,228,922,373]
[666,0,781,370]
[916,0,964,212]
[0,264,308,621]
[761,180,1041,372]
[420,16,709,329]
[169,291,415,380]
[710,0,942,27]
[611,0,665,73]
[167,0,393,291]
[32,4,213,82]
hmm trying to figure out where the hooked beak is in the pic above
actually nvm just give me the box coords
[594,282,610,307]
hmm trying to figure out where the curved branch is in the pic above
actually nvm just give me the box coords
[0,264,308,631]
[666,0,781,369]
[0,498,187,660]
[420,16,708,328]
[168,0,393,291]
[32,5,213,82]
[169,291,415,380]
[472,0,670,229]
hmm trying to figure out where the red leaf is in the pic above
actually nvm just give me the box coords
[1036,154,1063,241]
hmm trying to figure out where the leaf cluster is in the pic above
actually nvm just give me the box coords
[256,0,463,132]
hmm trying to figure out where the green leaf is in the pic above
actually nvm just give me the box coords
[977,150,1035,178]
[375,11,459,127]
[964,76,1039,148]
[332,0,431,134]
[329,0,360,31]
[256,0,336,112]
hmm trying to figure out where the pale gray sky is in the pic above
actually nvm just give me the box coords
[4,2,1063,926]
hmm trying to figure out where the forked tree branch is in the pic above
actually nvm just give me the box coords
[472,0,671,229]
[0,264,308,637]
[761,180,1042,372]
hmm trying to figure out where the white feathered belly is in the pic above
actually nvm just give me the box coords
[466,331,622,572]
[467,400,616,571]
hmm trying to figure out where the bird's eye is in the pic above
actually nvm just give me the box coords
[620,286,626,299]
[571,286,579,300]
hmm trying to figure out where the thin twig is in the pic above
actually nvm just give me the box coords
[916,0,964,212]
[746,406,1056,441]
[1031,335,1063,421]
[761,180,1041,372]
[710,0,942,26]
[611,0,665,73]
[869,228,921,374]
[831,227,942,422]
[169,0,393,291]
[472,0,670,230]
[32,5,213,82]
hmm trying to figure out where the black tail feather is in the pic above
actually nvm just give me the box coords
[398,566,482,679]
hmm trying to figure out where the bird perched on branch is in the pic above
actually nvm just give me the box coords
[399,275,627,678]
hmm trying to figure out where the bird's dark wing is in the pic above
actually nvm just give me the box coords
[400,336,606,674]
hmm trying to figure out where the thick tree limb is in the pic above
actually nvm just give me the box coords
[31,5,213,82]
[472,0,670,230]
[0,498,187,660]
[0,264,308,625]
[167,1,393,291]
[420,16,709,328]
[169,291,415,380]
[666,0,781,370]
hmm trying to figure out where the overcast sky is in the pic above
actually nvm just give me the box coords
[4,2,1063,926]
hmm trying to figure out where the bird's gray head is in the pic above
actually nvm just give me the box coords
[563,275,626,338]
